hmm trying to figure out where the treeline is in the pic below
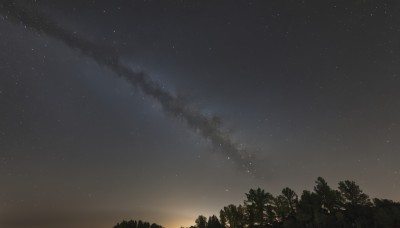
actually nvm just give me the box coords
[190,177,400,228]
[114,220,163,228]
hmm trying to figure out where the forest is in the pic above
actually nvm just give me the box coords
[114,177,400,228]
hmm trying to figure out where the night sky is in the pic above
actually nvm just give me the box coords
[1,1,400,228]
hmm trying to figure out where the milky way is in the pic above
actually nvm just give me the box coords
[0,0,257,175]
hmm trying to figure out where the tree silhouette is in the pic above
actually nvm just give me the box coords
[280,187,298,217]
[373,198,400,227]
[207,215,222,228]
[272,187,299,227]
[296,190,322,227]
[336,180,372,227]
[219,209,227,228]
[114,177,400,228]
[338,180,370,207]
[244,188,274,227]
[274,195,289,221]
[314,177,343,214]
[114,220,162,228]
[220,204,245,228]
[195,215,208,228]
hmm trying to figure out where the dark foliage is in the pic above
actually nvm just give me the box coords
[114,220,163,228]
[193,177,400,228]
[113,178,400,228]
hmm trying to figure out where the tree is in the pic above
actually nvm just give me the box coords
[372,198,400,227]
[314,177,342,213]
[338,180,370,207]
[131,220,138,228]
[114,220,162,228]
[336,181,372,227]
[281,187,298,216]
[138,220,144,228]
[271,187,299,227]
[220,204,245,228]
[207,215,222,228]
[219,209,227,228]
[274,195,289,221]
[196,215,208,228]
[244,188,274,227]
[150,223,162,228]
[142,222,150,228]
[296,190,323,227]
[114,179,400,228]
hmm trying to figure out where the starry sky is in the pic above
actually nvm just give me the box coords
[1,1,400,228]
